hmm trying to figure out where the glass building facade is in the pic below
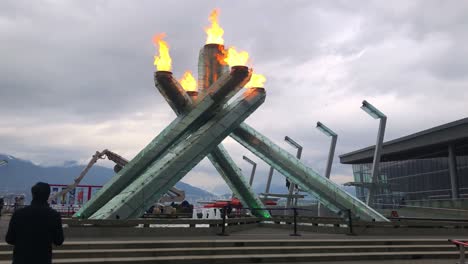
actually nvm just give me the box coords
[353,156,468,208]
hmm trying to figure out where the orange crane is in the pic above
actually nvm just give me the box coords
[48,149,185,204]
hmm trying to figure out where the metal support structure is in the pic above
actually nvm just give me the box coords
[231,123,389,222]
[461,246,466,264]
[218,206,228,236]
[264,167,274,199]
[198,44,229,96]
[366,117,386,206]
[207,146,269,218]
[449,240,467,264]
[448,144,460,200]
[150,48,269,219]
[361,100,387,207]
[346,209,354,235]
[325,134,337,179]
[76,44,388,222]
[316,122,338,180]
[285,136,302,208]
[243,156,257,186]
[316,122,338,217]
[290,207,300,236]
[90,88,266,219]
[76,67,252,219]
[153,49,269,218]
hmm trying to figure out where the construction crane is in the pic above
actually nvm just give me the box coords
[48,149,185,204]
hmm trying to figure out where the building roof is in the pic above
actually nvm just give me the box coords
[340,118,468,164]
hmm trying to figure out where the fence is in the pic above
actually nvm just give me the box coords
[61,207,354,237]
[7,205,468,237]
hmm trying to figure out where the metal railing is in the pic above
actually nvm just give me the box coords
[449,239,468,264]
[57,206,468,238]
[223,207,355,236]
[374,203,468,212]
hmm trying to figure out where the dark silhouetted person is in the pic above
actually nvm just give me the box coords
[5,182,64,264]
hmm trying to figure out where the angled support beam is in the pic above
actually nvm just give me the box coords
[264,166,275,199]
[230,123,389,222]
[242,155,257,186]
[75,66,252,219]
[208,146,269,218]
[285,136,303,208]
[156,71,386,221]
[360,100,387,206]
[155,62,270,217]
[366,116,387,206]
[90,88,266,219]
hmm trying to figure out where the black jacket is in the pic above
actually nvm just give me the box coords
[5,201,64,264]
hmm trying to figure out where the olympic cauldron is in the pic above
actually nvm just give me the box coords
[75,43,388,222]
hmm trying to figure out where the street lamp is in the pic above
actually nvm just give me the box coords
[284,136,303,207]
[316,122,337,179]
[361,100,386,119]
[360,100,387,206]
[242,155,257,186]
[315,122,338,217]
[285,136,303,158]
[264,166,275,200]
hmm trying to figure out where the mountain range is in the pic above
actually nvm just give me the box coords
[0,153,356,204]
[0,153,216,203]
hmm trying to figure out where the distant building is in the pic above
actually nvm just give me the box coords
[340,118,468,209]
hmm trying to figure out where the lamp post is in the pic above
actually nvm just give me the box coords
[360,100,387,206]
[242,156,257,186]
[316,122,338,179]
[315,122,338,217]
[264,167,274,200]
[284,136,303,208]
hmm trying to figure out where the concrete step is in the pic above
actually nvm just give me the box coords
[0,244,457,260]
[0,251,459,264]
[0,238,451,251]
[0,239,459,263]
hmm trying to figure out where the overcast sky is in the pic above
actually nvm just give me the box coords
[1,0,467,194]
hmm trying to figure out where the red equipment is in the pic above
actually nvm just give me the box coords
[202,197,243,209]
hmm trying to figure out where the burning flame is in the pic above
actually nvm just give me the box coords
[153,33,172,71]
[245,73,266,88]
[205,9,224,44]
[220,47,249,67]
[179,71,197,92]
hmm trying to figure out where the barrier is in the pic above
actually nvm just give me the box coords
[60,206,468,238]
[449,239,468,264]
